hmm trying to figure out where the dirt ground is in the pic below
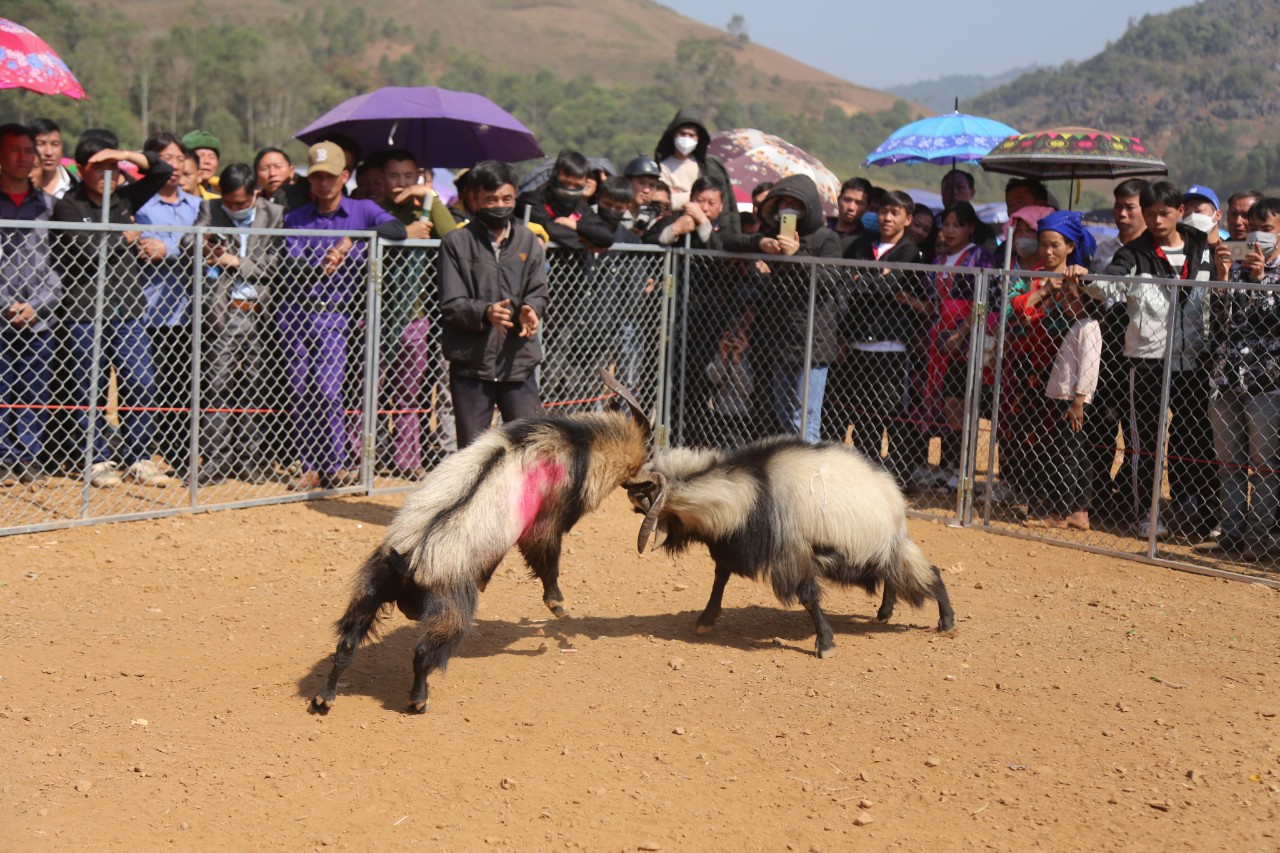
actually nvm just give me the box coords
[1,491,1278,852]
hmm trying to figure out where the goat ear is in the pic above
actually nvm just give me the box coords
[636,473,668,553]
[598,368,652,436]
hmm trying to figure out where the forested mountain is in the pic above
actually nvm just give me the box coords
[971,0,1280,194]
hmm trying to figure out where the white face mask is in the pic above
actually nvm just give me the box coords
[1247,230,1278,258]
[1181,212,1215,235]
[1014,236,1039,258]
[673,136,698,156]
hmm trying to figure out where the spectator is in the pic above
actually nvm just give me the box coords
[940,169,975,209]
[379,148,459,475]
[1005,177,1051,214]
[730,174,843,441]
[353,152,388,204]
[278,141,407,490]
[920,201,998,489]
[1004,205,1055,271]
[654,109,741,234]
[135,131,205,472]
[830,177,873,250]
[1092,179,1149,271]
[1224,189,1264,242]
[255,146,309,212]
[182,130,221,198]
[1037,280,1101,531]
[1081,180,1218,539]
[50,132,174,487]
[438,160,547,448]
[705,328,755,446]
[908,204,938,258]
[623,156,661,233]
[1207,197,1280,556]
[180,147,203,199]
[27,117,76,210]
[834,190,931,487]
[193,163,284,486]
[1182,184,1222,245]
[645,175,727,249]
[0,123,62,485]
[516,149,603,249]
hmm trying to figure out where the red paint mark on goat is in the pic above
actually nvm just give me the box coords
[517,459,566,540]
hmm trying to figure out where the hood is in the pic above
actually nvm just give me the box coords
[758,174,826,236]
[655,108,710,163]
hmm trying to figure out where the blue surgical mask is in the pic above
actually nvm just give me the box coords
[861,211,879,233]
[225,205,255,227]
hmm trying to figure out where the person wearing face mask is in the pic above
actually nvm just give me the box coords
[1073,181,1219,540]
[439,160,548,449]
[653,109,741,235]
[515,149,599,249]
[1182,185,1222,245]
[191,163,284,486]
[1206,197,1280,557]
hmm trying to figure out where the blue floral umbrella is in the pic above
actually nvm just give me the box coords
[864,110,1018,167]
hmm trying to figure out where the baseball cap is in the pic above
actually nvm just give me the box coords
[307,141,346,177]
[1183,184,1220,210]
[182,129,220,154]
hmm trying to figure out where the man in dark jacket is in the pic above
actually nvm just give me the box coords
[654,109,741,236]
[50,132,174,488]
[833,190,931,486]
[515,149,606,250]
[1081,180,1218,539]
[727,173,842,441]
[440,160,549,448]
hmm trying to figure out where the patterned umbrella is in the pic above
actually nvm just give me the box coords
[708,128,842,216]
[980,126,1168,181]
[864,111,1018,167]
[0,17,86,99]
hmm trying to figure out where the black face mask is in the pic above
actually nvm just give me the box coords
[475,205,514,229]
[597,208,625,228]
[551,181,585,207]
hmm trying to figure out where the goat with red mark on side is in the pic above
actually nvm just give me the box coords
[312,370,651,715]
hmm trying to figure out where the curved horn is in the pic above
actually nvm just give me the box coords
[598,368,652,438]
[636,471,668,554]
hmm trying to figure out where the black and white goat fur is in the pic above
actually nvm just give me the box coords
[312,371,651,714]
[626,437,955,658]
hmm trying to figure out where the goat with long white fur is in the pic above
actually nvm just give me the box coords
[626,437,955,658]
[312,371,651,714]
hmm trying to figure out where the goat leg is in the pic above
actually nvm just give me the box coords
[313,548,402,713]
[931,565,956,632]
[796,576,836,659]
[695,562,732,635]
[876,582,898,623]
[519,535,570,618]
[408,584,478,714]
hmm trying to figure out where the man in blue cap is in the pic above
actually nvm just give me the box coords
[1182,184,1221,245]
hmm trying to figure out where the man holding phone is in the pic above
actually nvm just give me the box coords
[1207,197,1280,556]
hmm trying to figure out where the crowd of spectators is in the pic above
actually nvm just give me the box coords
[2,111,1279,557]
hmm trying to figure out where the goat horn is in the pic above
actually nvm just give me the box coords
[598,368,652,437]
[636,471,668,554]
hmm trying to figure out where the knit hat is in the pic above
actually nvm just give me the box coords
[182,129,220,154]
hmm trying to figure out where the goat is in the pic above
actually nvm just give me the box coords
[625,437,955,658]
[312,370,651,714]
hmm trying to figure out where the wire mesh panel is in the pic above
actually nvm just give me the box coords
[539,244,668,418]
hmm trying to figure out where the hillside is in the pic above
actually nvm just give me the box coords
[92,0,902,118]
[970,0,1280,193]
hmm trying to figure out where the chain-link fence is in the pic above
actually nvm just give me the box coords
[1,216,1276,587]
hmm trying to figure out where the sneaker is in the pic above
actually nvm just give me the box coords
[0,464,17,486]
[324,468,361,488]
[89,461,122,487]
[287,470,321,491]
[237,466,276,485]
[1133,518,1169,539]
[124,459,173,487]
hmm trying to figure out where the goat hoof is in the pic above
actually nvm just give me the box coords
[694,622,716,635]
[548,603,569,619]
[875,611,893,623]
[408,699,429,714]
[816,646,835,660]
[310,694,333,715]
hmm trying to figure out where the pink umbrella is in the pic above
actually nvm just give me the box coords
[708,128,841,216]
[0,17,87,100]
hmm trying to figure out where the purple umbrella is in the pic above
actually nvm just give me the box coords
[295,86,543,168]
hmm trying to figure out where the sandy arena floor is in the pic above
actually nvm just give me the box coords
[1,492,1278,851]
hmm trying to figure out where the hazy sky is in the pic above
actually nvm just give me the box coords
[660,0,1191,89]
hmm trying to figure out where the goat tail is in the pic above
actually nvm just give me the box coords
[334,545,415,643]
[892,533,943,609]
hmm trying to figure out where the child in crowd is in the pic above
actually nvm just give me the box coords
[705,328,755,446]
[1038,280,1101,530]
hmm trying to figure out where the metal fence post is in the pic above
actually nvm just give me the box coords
[654,247,674,450]
[956,269,990,524]
[362,235,382,493]
[189,230,205,507]
[80,173,113,519]
[798,260,818,442]
[980,269,1014,525]
[673,245,692,446]
[1148,280,1181,557]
